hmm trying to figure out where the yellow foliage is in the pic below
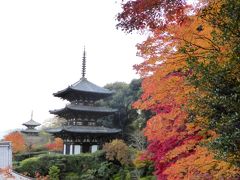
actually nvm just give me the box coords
[133,151,152,169]
[103,139,131,166]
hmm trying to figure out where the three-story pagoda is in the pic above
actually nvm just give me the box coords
[48,50,121,154]
[21,112,41,136]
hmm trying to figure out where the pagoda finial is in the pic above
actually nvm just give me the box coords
[31,110,33,120]
[82,46,86,78]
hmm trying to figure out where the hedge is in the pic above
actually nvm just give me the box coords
[14,151,119,179]
[14,151,49,161]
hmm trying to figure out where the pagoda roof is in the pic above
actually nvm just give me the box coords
[22,119,41,127]
[21,129,40,133]
[46,126,121,134]
[50,103,117,115]
[54,78,113,98]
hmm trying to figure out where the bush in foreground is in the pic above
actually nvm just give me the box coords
[14,151,119,179]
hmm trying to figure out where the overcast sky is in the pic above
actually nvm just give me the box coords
[0,0,144,138]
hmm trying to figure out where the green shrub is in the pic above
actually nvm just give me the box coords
[12,161,20,169]
[14,151,48,161]
[140,176,157,180]
[49,165,60,180]
[14,157,40,177]
[79,169,96,180]
[97,162,113,178]
[14,150,140,179]
[14,151,111,178]
[113,168,131,180]
[64,172,81,180]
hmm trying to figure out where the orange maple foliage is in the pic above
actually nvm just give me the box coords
[133,16,212,142]
[117,0,240,178]
[45,138,63,152]
[4,131,26,153]
[165,146,240,179]
[132,14,240,179]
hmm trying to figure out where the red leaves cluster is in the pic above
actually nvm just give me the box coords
[117,0,190,32]
[133,65,202,178]
[146,128,202,179]
[45,138,63,152]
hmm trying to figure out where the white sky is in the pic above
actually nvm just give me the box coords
[0,0,144,137]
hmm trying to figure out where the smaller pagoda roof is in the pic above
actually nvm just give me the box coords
[46,126,121,134]
[21,129,40,133]
[22,119,41,127]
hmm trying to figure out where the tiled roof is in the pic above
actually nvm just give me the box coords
[22,119,41,127]
[21,129,39,133]
[54,78,113,96]
[47,125,121,134]
[50,103,117,115]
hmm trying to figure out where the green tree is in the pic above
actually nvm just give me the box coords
[186,0,240,166]
[97,79,150,142]
[49,165,60,180]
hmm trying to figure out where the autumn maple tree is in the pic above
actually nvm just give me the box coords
[117,0,191,32]
[117,0,240,179]
[45,138,63,152]
[4,131,26,153]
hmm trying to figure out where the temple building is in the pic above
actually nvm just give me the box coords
[21,111,41,136]
[47,49,121,154]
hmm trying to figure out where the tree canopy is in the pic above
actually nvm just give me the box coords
[117,0,240,178]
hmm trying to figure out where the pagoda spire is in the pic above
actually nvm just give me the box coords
[31,110,33,120]
[82,47,86,78]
